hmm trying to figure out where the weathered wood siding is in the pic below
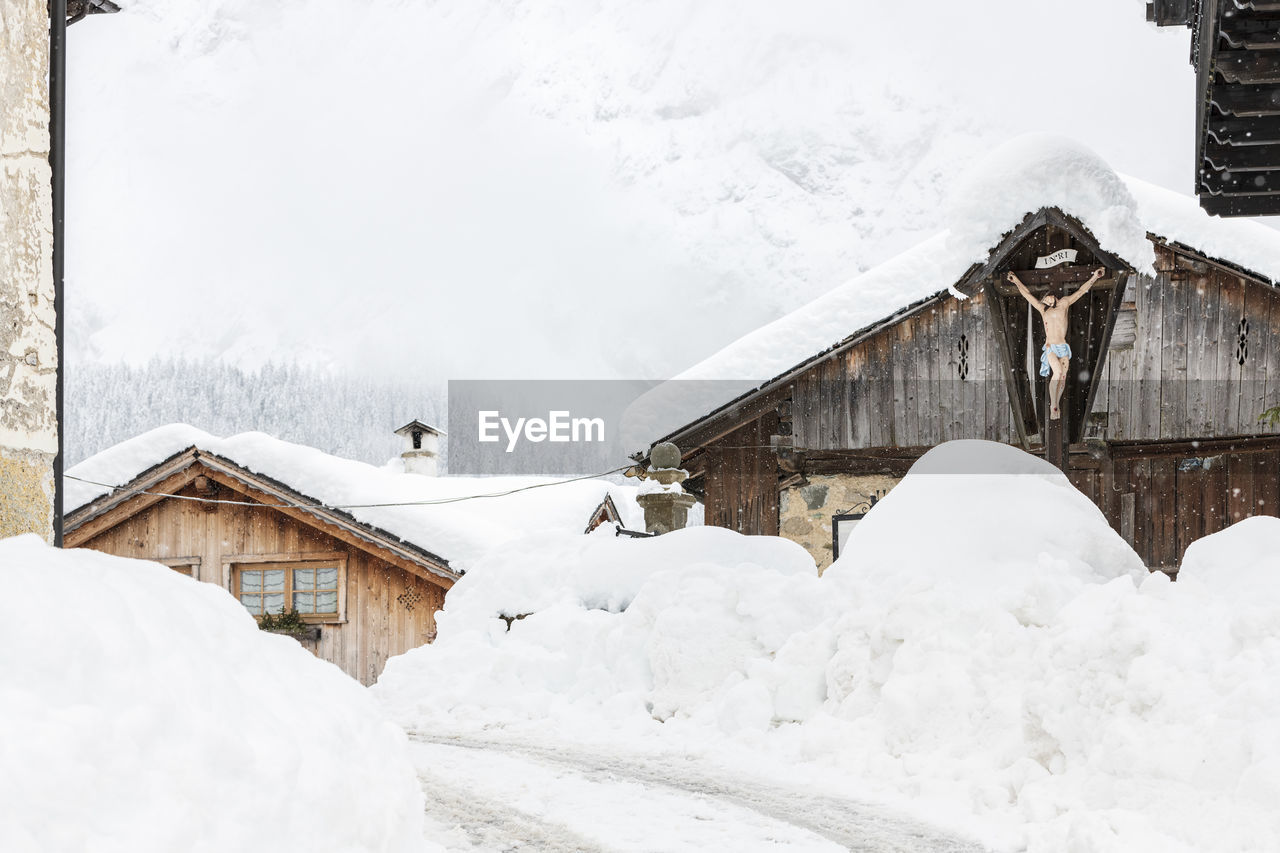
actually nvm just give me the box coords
[1093,246,1280,441]
[1096,443,1280,571]
[702,414,781,535]
[77,479,445,685]
[792,289,1018,450]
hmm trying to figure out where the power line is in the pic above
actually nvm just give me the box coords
[64,465,634,511]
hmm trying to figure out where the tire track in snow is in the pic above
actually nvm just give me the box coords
[416,764,610,853]
[410,731,989,853]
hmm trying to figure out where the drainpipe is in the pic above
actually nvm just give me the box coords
[50,0,66,546]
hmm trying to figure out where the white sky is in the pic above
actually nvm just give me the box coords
[66,0,1210,381]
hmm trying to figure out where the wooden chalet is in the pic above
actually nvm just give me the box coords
[1149,0,1280,215]
[64,446,457,685]
[645,207,1280,573]
[63,424,646,682]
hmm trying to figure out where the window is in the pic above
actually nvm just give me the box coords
[157,556,200,578]
[234,561,341,620]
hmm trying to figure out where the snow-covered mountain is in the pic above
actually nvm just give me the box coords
[67,0,1191,382]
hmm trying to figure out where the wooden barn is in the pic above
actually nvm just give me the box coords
[63,424,643,683]
[640,188,1280,573]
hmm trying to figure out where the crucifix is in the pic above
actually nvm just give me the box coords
[991,260,1117,471]
[1007,266,1106,420]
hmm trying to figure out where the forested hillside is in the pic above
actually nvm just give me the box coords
[65,359,445,468]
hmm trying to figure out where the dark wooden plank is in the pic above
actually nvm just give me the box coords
[1199,193,1280,216]
[1200,165,1280,195]
[1203,453,1230,538]
[1209,84,1280,118]
[1215,50,1280,84]
[1228,452,1256,523]
[1207,116,1280,146]
[1175,460,1205,564]
[1204,140,1280,171]
[1152,456,1179,569]
[1133,458,1154,564]
[1256,450,1280,517]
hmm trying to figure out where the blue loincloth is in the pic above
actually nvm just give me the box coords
[1039,343,1071,377]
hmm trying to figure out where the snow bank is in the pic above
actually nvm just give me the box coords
[945,134,1156,275]
[376,441,1280,851]
[374,526,822,729]
[0,536,428,853]
[65,424,646,572]
[1179,515,1280,590]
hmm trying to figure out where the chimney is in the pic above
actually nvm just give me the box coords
[394,420,444,476]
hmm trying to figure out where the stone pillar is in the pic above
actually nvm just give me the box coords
[632,442,696,535]
[636,490,697,535]
[1,0,58,541]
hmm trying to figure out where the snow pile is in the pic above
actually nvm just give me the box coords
[1179,514,1280,590]
[375,525,821,729]
[945,134,1156,275]
[0,536,428,853]
[376,440,1280,851]
[65,424,646,572]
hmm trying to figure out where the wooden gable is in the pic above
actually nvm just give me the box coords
[955,208,1134,464]
[64,453,454,685]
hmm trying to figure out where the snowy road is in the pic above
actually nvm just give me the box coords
[408,731,989,853]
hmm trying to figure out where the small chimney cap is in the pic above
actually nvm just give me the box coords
[394,420,446,437]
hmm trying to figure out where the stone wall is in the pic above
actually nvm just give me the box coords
[1,0,56,541]
[779,474,899,572]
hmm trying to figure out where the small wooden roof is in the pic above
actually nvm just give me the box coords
[394,420,446,438]
[64,446,459,587]
[583,494,622,534]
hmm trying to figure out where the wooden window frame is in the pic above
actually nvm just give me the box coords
[224,552,347,624]
[156,556,201,577]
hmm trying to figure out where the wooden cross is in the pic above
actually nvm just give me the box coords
[992,264,1116,296]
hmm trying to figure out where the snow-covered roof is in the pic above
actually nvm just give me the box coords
[623,136,1280,449]
[65,425,645,574]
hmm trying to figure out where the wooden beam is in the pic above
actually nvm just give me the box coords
[1199,166,1280,194]
[994,274,1118,295]
[1220,29,1280,51]
[1209,84,1280,118]
[1200,192,1280,215]
[1204,140,1280,170]
[1109,434,1280,459]
[1206,116,1280,146]
[1147,0,1193,26]
[1215,50,1280,84]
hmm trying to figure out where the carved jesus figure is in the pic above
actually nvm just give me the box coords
[1007,267,1105,421]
